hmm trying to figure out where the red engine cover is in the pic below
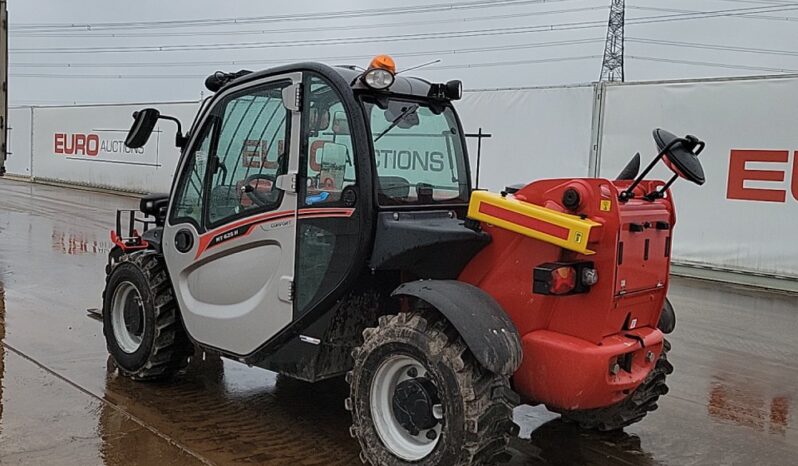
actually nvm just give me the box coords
[459,178,675,409]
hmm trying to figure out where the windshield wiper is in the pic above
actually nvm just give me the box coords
[374,104,419,142]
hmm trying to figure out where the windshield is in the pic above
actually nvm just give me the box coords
[362,97,469,206]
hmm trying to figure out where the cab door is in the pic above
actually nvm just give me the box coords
[162,72,302,356]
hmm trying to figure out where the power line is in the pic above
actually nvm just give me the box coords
[626,55,798,74]
[9,0,578,32]
[11,5,607,39]
[9,55,602,79]
[11,4,798,55]
[9,38,605,69]
[628,37,798,58]
[713,0,798,5]
[629,5,798,22]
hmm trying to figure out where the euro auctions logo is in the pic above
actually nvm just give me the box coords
[727,150,798,203]
[54,133,100,156]
[53,132,145,157]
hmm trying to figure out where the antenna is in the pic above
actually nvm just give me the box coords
[599,0,625,82]
[396,59,441,75]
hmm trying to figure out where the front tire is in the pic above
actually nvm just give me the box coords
[347,312,517,466]
[103,251,193,381]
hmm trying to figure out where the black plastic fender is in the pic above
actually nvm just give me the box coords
[658,298,676,334]
[392,280,522,376]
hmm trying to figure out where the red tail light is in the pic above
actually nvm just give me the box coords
[533,262,596,296]
[550,266,576,294]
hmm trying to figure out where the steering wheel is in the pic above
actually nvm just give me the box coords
[241,173,277,207]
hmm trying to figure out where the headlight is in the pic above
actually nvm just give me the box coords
[363,68,395,90]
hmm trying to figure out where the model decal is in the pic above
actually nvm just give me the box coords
[196,208,355,258]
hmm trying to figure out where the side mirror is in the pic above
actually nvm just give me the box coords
[125,108,160,149]
[653,128,706,185]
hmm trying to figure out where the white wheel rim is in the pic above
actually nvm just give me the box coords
[370,354,443,461]
[110,281,145,353]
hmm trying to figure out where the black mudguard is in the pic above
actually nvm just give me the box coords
[658,298,676,334]
[392,280,522,376]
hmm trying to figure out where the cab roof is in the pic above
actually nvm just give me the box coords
[221,62,438,99]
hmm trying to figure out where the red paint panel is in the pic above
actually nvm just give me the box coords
[478,202,570,240]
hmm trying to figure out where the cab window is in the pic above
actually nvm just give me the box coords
[296,75,359,314]
[362,97,469,206]
[302,76,356,206]
[171,121,214,226]
[207,81,291,226]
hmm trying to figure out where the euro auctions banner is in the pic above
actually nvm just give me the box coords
[457,85,595,191]
[33,102,199,193]
[597,76,798,278]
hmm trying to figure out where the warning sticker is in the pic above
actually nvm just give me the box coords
[600,200,612,212]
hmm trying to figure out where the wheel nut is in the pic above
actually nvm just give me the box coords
[646,351,655,362]
[426,430,438,440]
[407,367,418,378]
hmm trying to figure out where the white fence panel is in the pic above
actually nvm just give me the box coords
[597,77,798,278]
[458,86,595,192]
[7,107,32,177]
[32,102,199,193]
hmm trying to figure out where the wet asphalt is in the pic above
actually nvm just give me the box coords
[0,178,795,465]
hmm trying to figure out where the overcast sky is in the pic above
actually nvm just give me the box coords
[8,0,798,106]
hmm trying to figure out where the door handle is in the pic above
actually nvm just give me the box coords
[175,229,194,253]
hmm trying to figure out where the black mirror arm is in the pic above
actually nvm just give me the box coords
[619,136,704,202]
[644,139,705,201]
[157,114,188,148]
[619,139,679,202]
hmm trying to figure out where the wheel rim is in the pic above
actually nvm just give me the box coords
[370,354,443,461]
[110,281,145,353]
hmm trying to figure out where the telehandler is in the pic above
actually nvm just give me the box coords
[103,55,705,465]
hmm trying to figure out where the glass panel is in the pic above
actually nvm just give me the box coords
[208,82,290,225]
[296,76,359,315]
[303,76,356,206]
[362,98,469,206]
[171,122,213,225]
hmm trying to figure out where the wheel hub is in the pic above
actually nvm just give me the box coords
[110,281,145,354]
[369,354,444,461]
[123,297,144,336]
[392,377,440,434]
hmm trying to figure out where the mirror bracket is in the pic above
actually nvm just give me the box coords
[157,114,188,149]
[619,133,705,202]
[125,108,188,150]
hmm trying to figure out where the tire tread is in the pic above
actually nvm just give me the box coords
[348,311,517,465]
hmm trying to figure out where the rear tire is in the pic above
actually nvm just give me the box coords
[346,312,518,466]
[103,251,193,381]
[559,339,673,431]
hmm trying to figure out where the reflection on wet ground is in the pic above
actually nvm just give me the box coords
[708,375,790,435]
[52,229,113,256]
[0,179,796,465]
